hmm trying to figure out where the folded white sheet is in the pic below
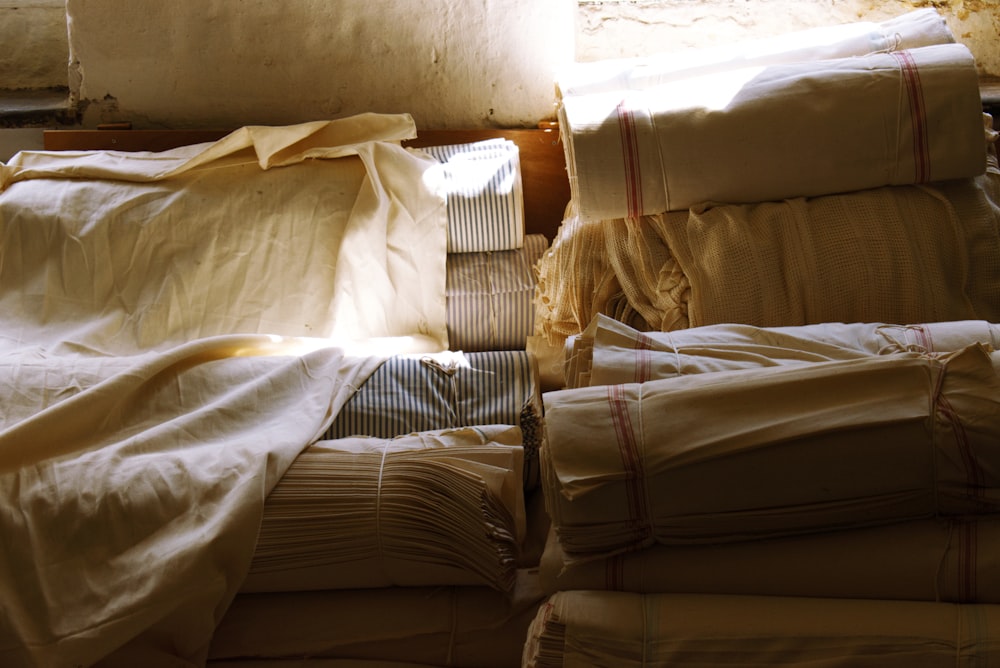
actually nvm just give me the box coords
[542,345,1000,560]
[524,591,1000,667]
[560,42,987,218]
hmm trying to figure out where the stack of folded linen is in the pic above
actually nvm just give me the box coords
[532,8,1000,350]
[526,318,1000,666]
[525,592,1000,667]
[556,8,986,220]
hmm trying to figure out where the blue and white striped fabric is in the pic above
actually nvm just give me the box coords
[446,233,548,352]
[420,139,525,252]
[324,349,542,489]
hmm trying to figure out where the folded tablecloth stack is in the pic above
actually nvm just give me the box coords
[528,318,1000,666]
[556,9,987,220]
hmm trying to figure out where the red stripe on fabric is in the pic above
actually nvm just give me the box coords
[892,51,931,183]
[934,370,985,509]
[617,99,643,219]
[607,384,649,545]
[605,554,625,591]
[961,520,978,602]
[634,332,654,384]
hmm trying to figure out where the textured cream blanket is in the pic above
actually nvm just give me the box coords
[0,116,449,666]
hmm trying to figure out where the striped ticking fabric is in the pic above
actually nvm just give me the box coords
[446,233,548,352]
[420,139,525,253]
[323,349,542,490]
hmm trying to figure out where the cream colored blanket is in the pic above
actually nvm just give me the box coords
[0,116,449,667]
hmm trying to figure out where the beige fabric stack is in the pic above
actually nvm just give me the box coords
[525,592,1000,667]
[530,319,1000,665]
[530,8,1000,666]
[211,569,544,668]
[556,9,987,219]
[241,425,525,593]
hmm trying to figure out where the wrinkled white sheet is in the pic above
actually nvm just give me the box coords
[0,115,449,667]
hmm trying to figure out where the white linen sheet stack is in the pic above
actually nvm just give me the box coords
[533,9,1000,353]
[525,317,1000,666]
[556,8,987,220]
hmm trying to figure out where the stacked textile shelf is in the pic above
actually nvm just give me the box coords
[0,118,559,667]
[525,8,1000,667]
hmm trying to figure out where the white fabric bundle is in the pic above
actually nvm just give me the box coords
[557,9,955,97]
[541,345,1000,561]
[243,425,525,594]
[566,314,1000,388]
[523,591,1000,667]
[0,114,449,354]
[0,337,383,667]
[419,138,525,252]
[213,570,545,668]
[447,233,548,352]
[539,516,1000,603]
[534,139,1000,343]
[560,38,987,218]
[324,350,544,490]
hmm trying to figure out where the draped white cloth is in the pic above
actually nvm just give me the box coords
[565,314,1000,388]
[0,114,448,354]
[0,116,450,667]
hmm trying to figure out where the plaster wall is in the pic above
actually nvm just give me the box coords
[65,0,577,130]
[0,0,68,90]
[1,1,998,131]
[576,0,1000,75]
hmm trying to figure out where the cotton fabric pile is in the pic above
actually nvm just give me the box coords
[0,115,447,666]
[525,592,1000,667]
[556,9,986,219]
[242,425,525,593]
[528,9,1000,666]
